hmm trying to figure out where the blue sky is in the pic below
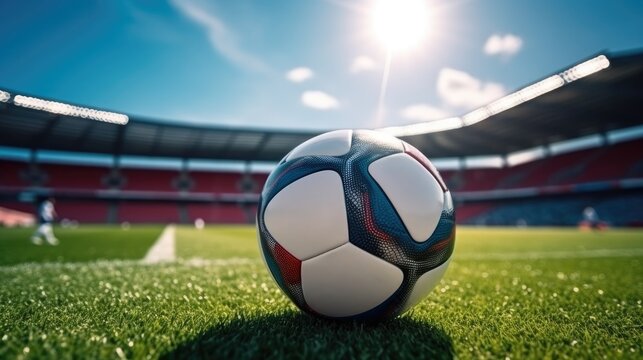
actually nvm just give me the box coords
[1,0,642,131]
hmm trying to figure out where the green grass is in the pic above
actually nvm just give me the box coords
[0,226,641,359]
[0,226,162,265]
[176,226,259,259]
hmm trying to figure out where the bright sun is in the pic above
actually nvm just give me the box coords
[372,0,429,53]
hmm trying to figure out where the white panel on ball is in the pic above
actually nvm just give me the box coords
[368,153,444,242]
[444,191,454,212]
[286,129,352,161]
[400,259,451,313]
[301,243,403,317]
[264,170,349,260]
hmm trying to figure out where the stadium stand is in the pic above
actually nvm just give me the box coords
[55,201,109,223]
[437,138,643,192]
[1,51,642,226]
[187,203,253,224]
[629,160,643,178]
[0,161,26,187]
[1,137,641,225]
[42,163,107,190]
[509,149,597,188]
[191,172,246,193]
[572,140,643,183]
[452,203,496,224]
[450,168,508,191]
[463,192,643,227]
[120,169,177,191]
[118,202,181,223]
[0,159,261,223]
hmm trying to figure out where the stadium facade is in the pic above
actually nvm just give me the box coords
[1,51,642,227]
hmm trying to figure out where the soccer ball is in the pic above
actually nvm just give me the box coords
[256,129,455,321]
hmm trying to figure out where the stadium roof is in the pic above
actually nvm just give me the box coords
[1,50,642,162]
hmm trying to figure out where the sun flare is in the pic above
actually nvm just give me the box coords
[372,0,430,53]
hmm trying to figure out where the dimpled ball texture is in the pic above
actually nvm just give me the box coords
[257,129,455,322]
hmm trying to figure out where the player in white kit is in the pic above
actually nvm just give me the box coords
[31,197,59,245]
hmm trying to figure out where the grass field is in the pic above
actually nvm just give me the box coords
[0,226,641,359]
[0,226,162,265]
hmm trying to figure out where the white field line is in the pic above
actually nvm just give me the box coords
[142,225,176,264]
[456,248,643,261]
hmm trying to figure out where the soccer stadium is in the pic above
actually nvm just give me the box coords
[1,1,642,359]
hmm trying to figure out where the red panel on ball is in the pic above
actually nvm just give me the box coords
[273,242,302,285]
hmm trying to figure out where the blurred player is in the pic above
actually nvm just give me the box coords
[580,206,606,231]
[30,197,59,245]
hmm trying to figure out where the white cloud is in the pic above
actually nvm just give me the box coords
[437,68,506,109]
[400,104,450,122]
[169,0,268,72]
[350,56,377,73]
[301,91,340,110]
[286,67,314,83]
[484,33,523,57]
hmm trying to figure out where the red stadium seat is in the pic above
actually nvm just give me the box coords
[187,203,252,224]
[455,203,495,223]
[120,169,177,191]
[56,201,109,223]
[118,202,180,223]
[1,138,641,225]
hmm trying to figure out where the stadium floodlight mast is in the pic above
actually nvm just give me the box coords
[379,55,611,136]
[561,54,610,82]
[0,90,10,103]
[462,75,566,126]
[12,95,129,125]
[379,117,462,137]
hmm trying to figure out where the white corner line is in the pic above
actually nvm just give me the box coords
[142,224,176,264]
